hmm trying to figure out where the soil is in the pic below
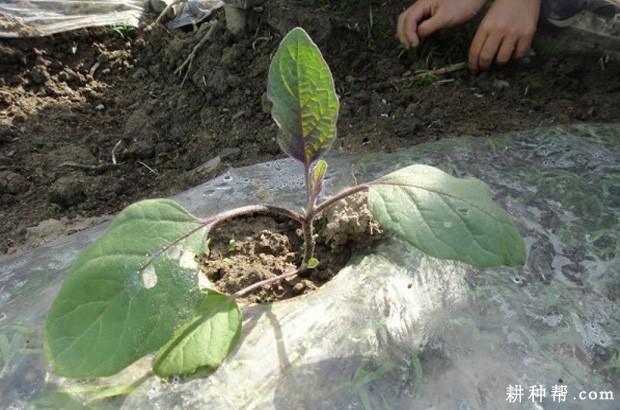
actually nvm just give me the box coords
[1,0,620,255]
[202,192,382,302]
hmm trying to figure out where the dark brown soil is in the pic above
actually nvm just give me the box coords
[1,0,619,254]
[203,215,329,303]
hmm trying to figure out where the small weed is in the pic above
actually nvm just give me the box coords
[367,3,374,43]
[108,21,134,38]
[411,69,440,87]
[337,82,354,97]
[227,235,237,253]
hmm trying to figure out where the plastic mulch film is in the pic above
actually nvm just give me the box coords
[0,0,224,37]
[0,124,618,409]
[0,0,150,37]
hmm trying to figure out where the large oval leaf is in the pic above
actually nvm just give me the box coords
[267,27,339,165]
[153,290,241,377]
[368,165,526,267]
[44,199,208,378]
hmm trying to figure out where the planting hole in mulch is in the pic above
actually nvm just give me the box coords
[200,192,383,303]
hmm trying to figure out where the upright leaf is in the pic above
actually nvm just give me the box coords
[309,159,327,202]
[153,290,241,377]
[44,199,208,378]
[267,27,339,165]
[368,165,526,267]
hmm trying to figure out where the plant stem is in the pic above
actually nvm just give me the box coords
[300,162,317,272]
[304,162,314,208]
[299,183,370,275]
[300,215,315,272]
[314,183,369,215]
[225,183,371,295]
[231,267,303,299]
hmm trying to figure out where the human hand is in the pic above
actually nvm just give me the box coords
[468,0,541,71]
[397,0,488,48]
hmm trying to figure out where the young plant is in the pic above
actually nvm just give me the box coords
[108,21,134,38]
[44,27,526,379]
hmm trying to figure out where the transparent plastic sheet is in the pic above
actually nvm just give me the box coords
[0,0,150,38]
[0,124,618,409]
[165,0,223,30]
[0,0,223,37]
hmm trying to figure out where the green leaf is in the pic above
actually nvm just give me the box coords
[368,165,526,267]
[306,257,319,269]
[33,392,91,410]
[44,199,208,378]
[267,27,339,165]
[310,160,327,201]
[153,290,241,377]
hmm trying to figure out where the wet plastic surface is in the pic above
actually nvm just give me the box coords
[0,0,150,37]
[1,125,619,409]
[0,0,224,37]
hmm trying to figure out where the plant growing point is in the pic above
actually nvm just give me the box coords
[44,27,526,380]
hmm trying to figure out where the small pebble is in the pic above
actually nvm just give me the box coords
[493,79,510,91]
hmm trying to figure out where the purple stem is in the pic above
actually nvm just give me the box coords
[314,183,369,215]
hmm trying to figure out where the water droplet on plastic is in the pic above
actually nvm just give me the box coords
[203,189,215,196]
[443,221,452,228]
[223,175,232,181]
[457,207,469,215]
[141,265,158,289]
[0,312,6,322]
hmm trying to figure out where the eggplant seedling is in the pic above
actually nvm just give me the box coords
[44,27,526,379]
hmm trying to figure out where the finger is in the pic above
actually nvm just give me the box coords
[417,14,448,39]
[496,36,517,65]
[513,33,535,61]
[475,32,502,71]
[400,7,427,47]
[468,29,487,72]
[397,11,417,47]
[397,12,409,47]
[404,12,422,47]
